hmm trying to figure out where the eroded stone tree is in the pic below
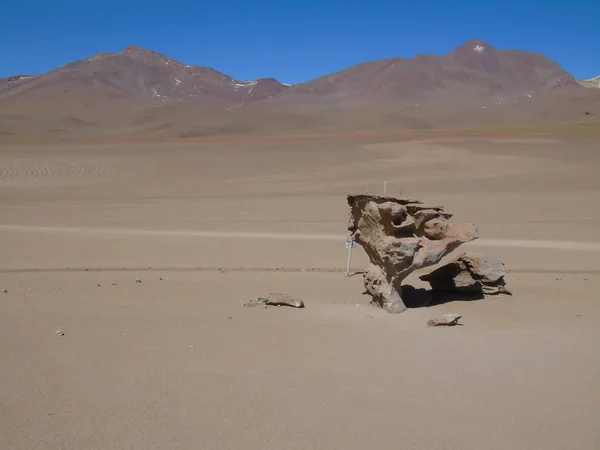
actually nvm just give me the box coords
[347,194,479,314]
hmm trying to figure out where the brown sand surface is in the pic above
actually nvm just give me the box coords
[1,137,599,449]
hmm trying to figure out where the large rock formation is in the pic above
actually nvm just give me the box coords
[420,252,510,295]
[347,194,479,313]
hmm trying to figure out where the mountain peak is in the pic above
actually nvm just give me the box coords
[454,39,493,54]
[118,45,189,69]
[119,45,174,60]
[121,45,144,53]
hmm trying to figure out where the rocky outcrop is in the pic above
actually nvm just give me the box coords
[420,252,510,295]
[347,194,479,314]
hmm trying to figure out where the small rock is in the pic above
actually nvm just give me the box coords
[55,329,65,336]
[135,278,142,283]
[259,292,304,308]
[427,314,462,327]
[97,284,101,287]
[228,316,232,320]
[1,289,8,294]
[111,283,117,286]
[159,278,163,281]
[242,292,305,309]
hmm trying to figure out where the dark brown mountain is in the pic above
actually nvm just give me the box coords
[273,40,580,106]
[0,40,598,142]
[0,46,290,106]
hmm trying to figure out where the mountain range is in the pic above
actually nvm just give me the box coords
[1,40,599,142]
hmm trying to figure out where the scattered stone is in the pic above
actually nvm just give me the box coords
[97,284,101,287]
[111,283,117,286]
[242,292,305,309]
[242,299,268,308]
[1,289,7,294]
[135,278,142,283]
[159,278,163,281]
[55,328,65,336]
[420,252,511,295]
[427,314,462,327]
[347,194,478,314]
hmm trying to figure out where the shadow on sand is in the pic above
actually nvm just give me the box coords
[362,284,487,309]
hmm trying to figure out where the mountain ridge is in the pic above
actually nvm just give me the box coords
[1,40,598,142]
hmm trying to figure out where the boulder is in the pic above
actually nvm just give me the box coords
[347,194,478,314]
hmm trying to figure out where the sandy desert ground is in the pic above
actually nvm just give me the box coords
[1,136,599,449]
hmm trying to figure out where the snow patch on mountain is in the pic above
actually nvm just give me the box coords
[578,75,600,88]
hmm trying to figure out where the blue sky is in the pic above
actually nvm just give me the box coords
[2,0,598,83]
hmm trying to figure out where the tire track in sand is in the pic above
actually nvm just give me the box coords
[0,267,598,275]
[0,158,153,185]
[1,224,600,252]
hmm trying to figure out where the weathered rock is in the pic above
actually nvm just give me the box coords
[55,328,65,336]
[242,292,304,308]
[427,314,462,327]
[347,194,478,314]
[420,252,510,295]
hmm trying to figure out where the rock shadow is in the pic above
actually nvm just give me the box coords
[362,284,486,309]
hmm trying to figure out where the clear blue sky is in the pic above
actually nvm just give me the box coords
[2,0,599,83]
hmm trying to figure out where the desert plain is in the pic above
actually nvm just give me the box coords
[1,135,599,449]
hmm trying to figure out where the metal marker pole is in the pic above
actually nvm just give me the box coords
[345,231,354,277]
[345,243,353,276]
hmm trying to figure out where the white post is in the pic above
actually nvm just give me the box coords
[345,231,354,277]
[345,243,353,277]
[384,180,387,195]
